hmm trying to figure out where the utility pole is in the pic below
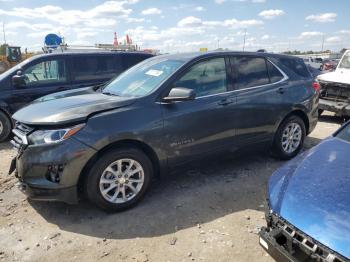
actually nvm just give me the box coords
[2,22,6,44]
[217,39,220,49]
[243,29,247,51]
[321,34,325,53]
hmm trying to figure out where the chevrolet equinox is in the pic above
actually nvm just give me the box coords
[10,52,319,211]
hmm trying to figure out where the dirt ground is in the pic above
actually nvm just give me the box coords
[0,114,343,262]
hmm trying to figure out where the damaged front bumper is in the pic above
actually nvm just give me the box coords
[10,123,97,204]
[259,213,349,262]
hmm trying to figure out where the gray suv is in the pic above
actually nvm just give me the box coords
[10,52,319,211]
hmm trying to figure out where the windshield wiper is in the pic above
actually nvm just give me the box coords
[102,91,119,96]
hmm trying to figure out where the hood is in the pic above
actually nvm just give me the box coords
[269,137,350,259]
[13,92,136,125]
[317,69,350,86]
[33,86,98,103]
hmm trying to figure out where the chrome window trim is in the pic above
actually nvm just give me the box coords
[194,58,289,100]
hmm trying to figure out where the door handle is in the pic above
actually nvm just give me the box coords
[277,87,286,94]
[218,98,234,106]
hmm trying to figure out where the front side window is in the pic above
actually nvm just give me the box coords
[339,51,350,69]
[174,57,227,97]
[232,56,270,89]
[102,57,184,97]
[23,59,66,86]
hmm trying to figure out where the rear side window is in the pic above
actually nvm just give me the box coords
[231,56,269,89]
[71,55,122,82]
[279,58,310,78]
[267,61,284,83]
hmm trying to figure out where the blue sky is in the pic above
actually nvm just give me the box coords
[0,0,349,53]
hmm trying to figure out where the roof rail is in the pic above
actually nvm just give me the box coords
[42,43,139,54]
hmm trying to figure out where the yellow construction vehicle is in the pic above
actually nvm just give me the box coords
[0,44,33,74]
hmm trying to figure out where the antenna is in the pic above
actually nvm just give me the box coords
[243,29,247,51]
[2,22,6,44]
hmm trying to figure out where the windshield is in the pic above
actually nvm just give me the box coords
[339,51,350,69]
[336,122,350,142]
[102,57,184,97]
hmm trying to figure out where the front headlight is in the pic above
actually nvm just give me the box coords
[28,124,85,145]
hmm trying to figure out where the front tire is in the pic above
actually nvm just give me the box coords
[0,111,12,142]
[85,148,153,212]
[272,115,306,160]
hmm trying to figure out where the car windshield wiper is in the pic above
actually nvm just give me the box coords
[102,91,119,96]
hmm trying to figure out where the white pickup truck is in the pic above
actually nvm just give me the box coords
[317,50,350,117]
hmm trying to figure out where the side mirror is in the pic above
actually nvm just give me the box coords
[162,87,196,102]
[12,71,26,88]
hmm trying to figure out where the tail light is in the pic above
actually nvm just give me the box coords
[312,82,320,91]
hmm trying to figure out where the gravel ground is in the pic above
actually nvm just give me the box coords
[0,114,342,262]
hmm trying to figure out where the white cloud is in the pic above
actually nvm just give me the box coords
[214,0,226,4]
[177,16,263,29]
[141,8,162,15]
[178,16,202,27]
[326,36,341,43]
[195,6,206,11]
[261,34,269,40]
[0,1,137,27]
[338,30,350,34]
[305,13,337,23]
[299,31,323,38]
[259,9,285,19]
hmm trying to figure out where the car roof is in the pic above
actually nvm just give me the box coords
[156,51,302,62]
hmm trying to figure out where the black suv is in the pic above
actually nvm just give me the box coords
[10,52,319,211]
[0,51,153,141]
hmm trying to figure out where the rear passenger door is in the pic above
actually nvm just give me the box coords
[70,54,124,89]
[229,55,288,145]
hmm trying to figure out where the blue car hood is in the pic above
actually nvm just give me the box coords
[269,137,350,259]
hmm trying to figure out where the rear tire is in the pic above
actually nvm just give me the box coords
[85,147,153,212]
[0,111,12,142]
[272,115,306,160]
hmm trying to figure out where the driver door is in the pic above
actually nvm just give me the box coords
[9,56,70,112]
[161,56,237,166]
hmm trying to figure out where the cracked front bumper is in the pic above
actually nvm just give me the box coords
[13,137,97,204]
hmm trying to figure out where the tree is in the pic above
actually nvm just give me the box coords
[0,44,7,56]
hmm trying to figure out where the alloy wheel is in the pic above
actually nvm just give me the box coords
[281,122,302,154]
[99,158,145,204]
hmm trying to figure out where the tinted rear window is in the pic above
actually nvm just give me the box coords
[71,55,123,82]
[267,61,284,83]
[279,58,310,78]
[231,56,270,89]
